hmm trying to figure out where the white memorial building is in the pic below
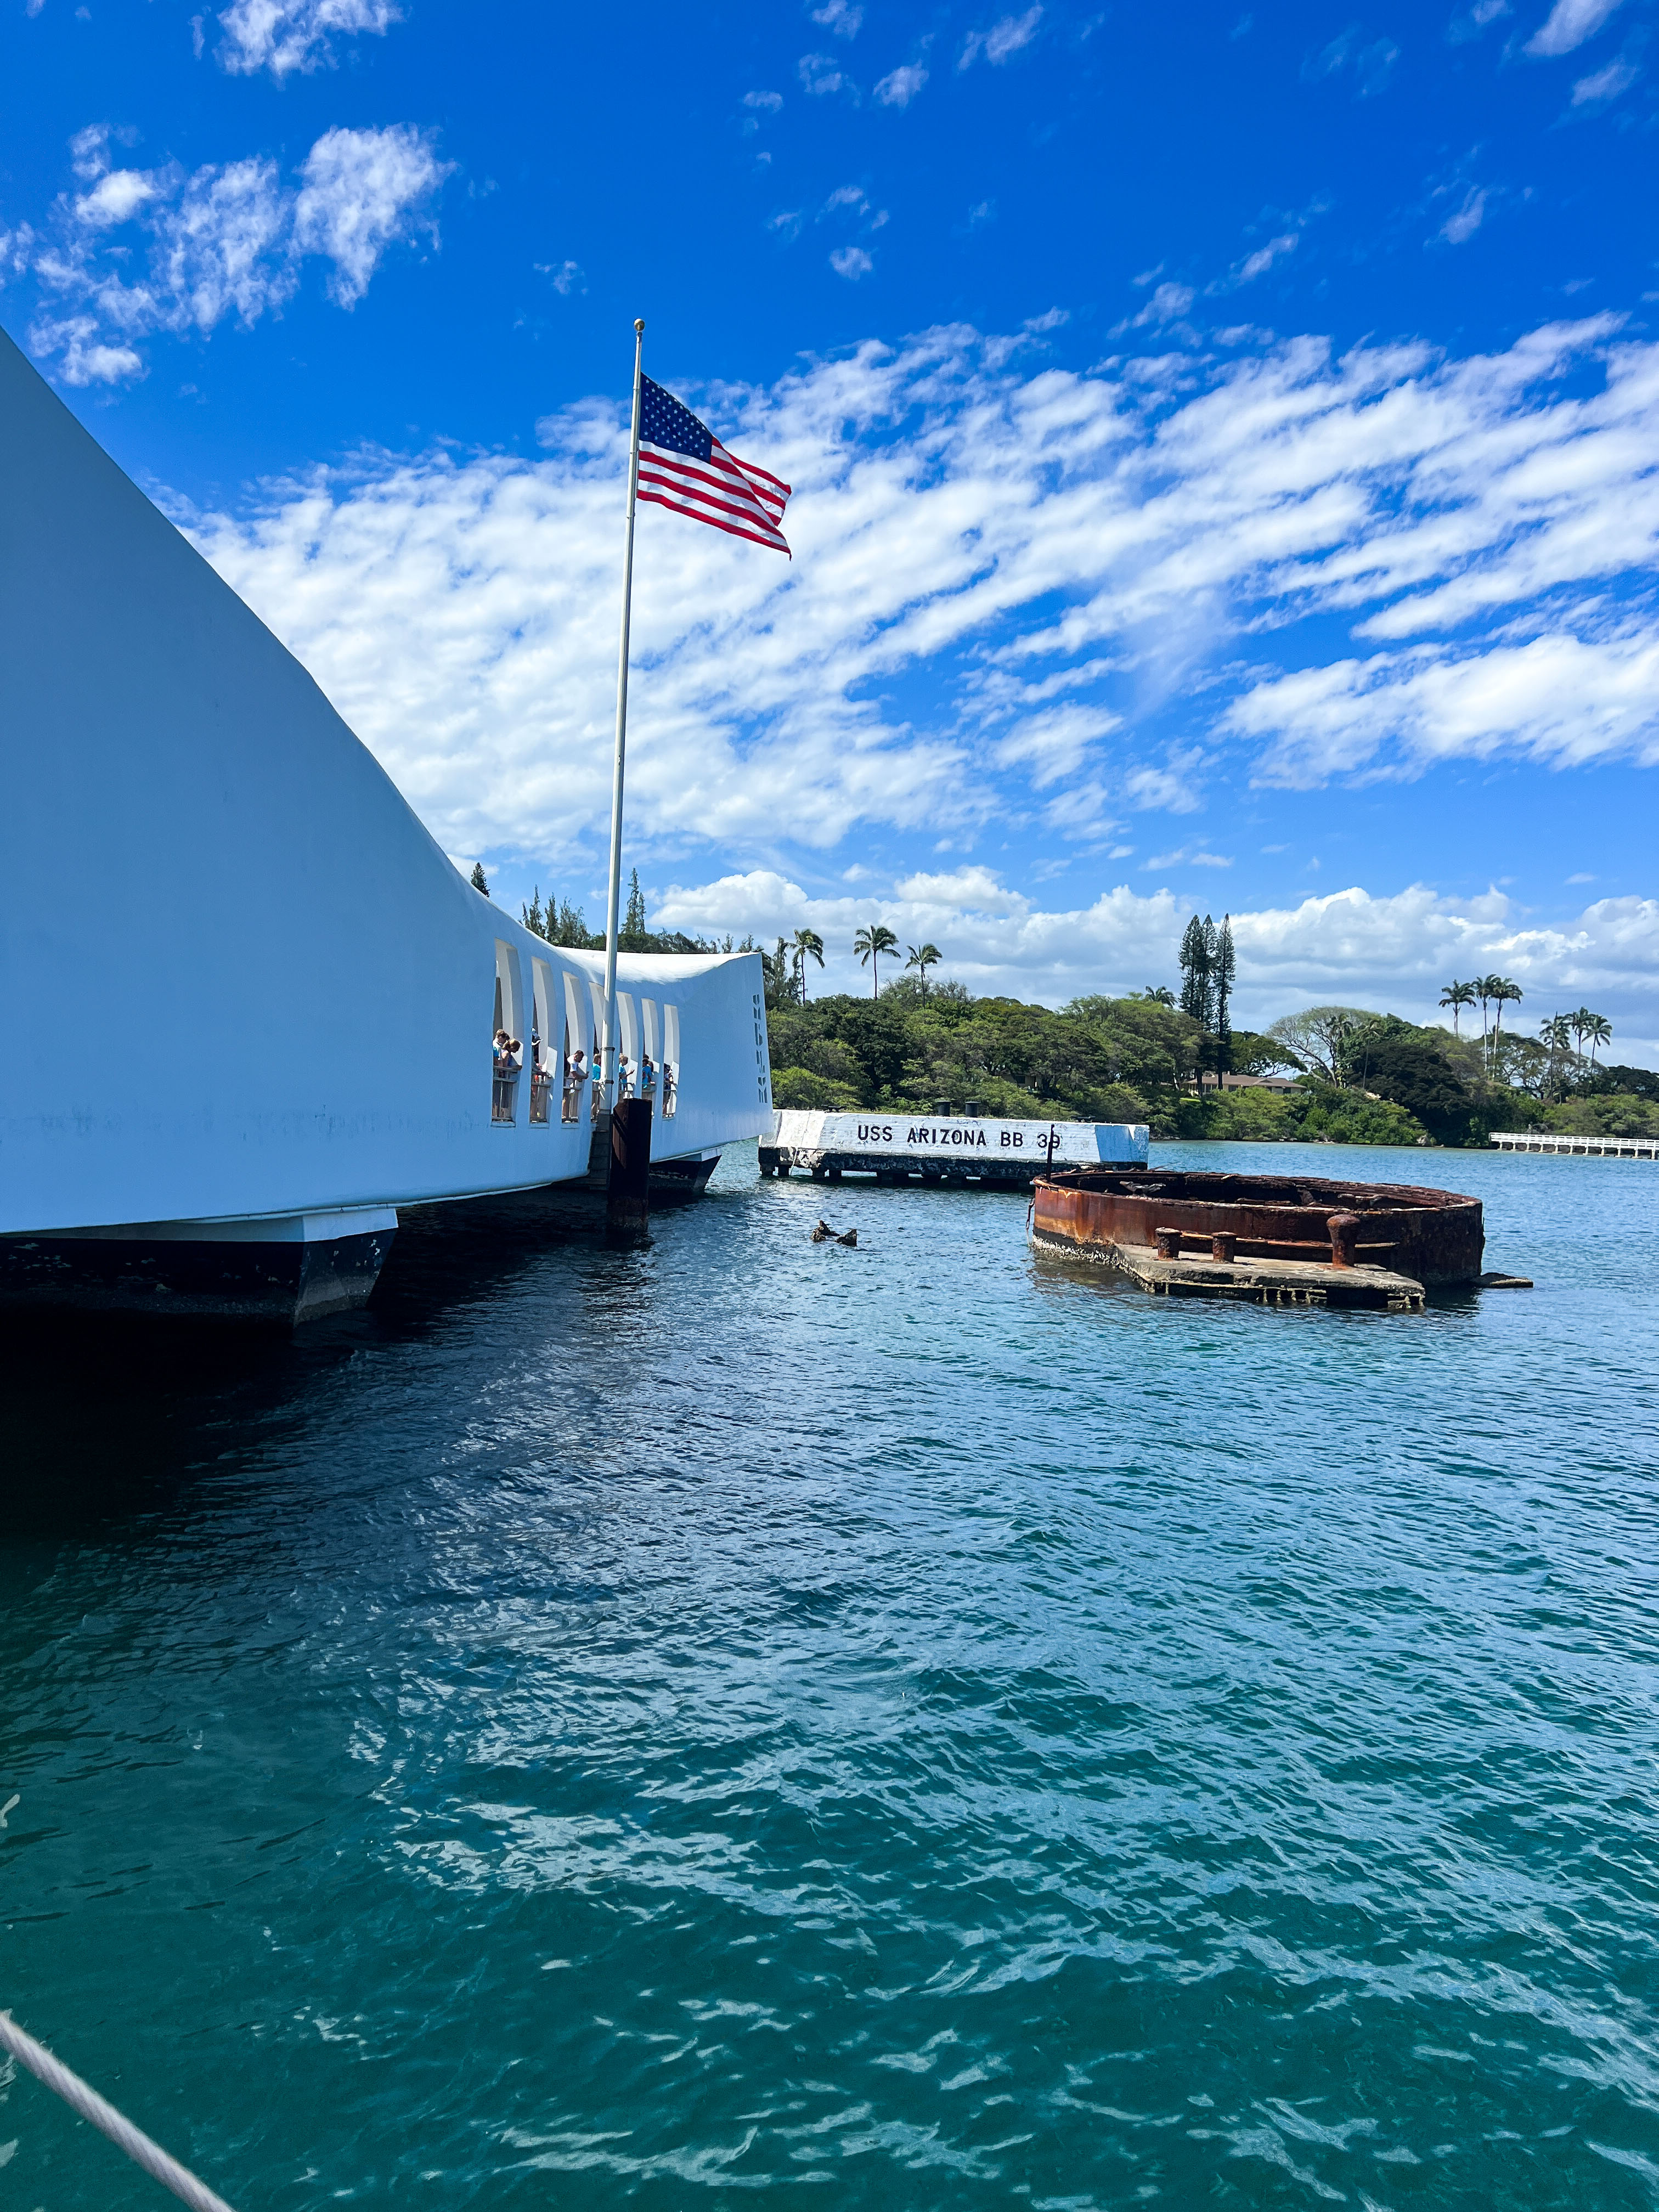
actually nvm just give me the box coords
[0,331,772,1321]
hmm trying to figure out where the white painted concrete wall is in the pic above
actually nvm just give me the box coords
[771,1111,1149,1165]
[0,330,771,1236]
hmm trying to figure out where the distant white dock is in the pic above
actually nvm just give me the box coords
[1492,1131,1658,1159]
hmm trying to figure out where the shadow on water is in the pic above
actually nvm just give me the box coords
[0,1310,315,1536]
[0,1200,646,1542]
[369,1187,623,1326]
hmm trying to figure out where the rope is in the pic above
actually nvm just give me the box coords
[0,2011,239,2212]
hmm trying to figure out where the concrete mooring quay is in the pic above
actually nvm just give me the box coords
[762,1107,1148,1186]
[1031,1166,1494,1311]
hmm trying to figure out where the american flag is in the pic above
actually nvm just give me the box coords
[635,375,792,556]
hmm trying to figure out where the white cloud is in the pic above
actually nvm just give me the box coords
[69,124,111,180]
[743,89,785,111]
[994,704,1121,785]
[1235,232,1299,282]
[822,184,869,216]
[1571,55,1638,100]
[293,126,449,306]
[1118,279,1195,330]
[27,314,143,385]
[217,0,400,78]
[1525,0,1623,55]
[829,245,873,279]
[875,63,929,106]
[538,259,585,295]
[535,257,588,296]
[960,6,1042,69]
[0,223,36,283]
[186,315,1659,883]
[798,51,849,94]
[24,122,450,380]
[151,156,295,328]
[1448,0,1510,39]
[1437,186,1487,244]
[651,870,1659,1043]
[75,168,159,227]
[809,0,862,38]
[1124,753,1206,813]
[1228,633,1659,785]
[1303,27,1400,94]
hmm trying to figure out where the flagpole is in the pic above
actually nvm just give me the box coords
[601,317,645,1108]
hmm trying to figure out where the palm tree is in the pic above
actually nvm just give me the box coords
[1540,1014,1573,1097]
[1474,974,1496,1065]
[1585,1011,1612,1064]
[1439,979,1476,1038]
[792,927,825,1005]
[854,922,899,999]
[1140,985,1176,1007]
[1486,977,1522,1074]
[905,942,941,996]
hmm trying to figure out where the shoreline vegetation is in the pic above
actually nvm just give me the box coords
[507,874,1658,1150]
[765,984,1659,1147]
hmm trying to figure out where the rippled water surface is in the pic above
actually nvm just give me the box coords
[3,1141,1658,2210]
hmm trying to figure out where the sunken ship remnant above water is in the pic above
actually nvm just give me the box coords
[1032,1169,1490,1312]
[0,329,773,1323]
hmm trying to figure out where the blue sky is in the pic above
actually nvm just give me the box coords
[4,0,1657,1045]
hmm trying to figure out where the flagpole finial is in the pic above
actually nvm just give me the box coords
[634,318,645,335]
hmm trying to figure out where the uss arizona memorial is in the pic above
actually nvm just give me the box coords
[0,329,772,1320]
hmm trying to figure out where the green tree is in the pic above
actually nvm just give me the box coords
[1177,914,1211,1030]
[1439,979,1476,1038]
[555,897,603,949]
[470,861,489,897]
[1267,1006,1369,1085]
[792,927,826,1005]
[1488,976,1522,1066]
[1475,974,1496,1064]
[1344,1015,1477,1143]
[905,941,942,996]
[1539,1014,1575,1098]
[1213,915,1236,1077]
[620,869,648,952]
[854,922,900,998]
[762,937,793,1011]
[1584,1011,1612,1063]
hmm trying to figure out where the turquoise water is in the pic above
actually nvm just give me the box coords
[3,1141,1658,2209]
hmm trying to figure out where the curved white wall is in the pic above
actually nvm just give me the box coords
[0,330,770,1235]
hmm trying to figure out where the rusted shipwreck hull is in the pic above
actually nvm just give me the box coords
[1032,1167,1485,1308]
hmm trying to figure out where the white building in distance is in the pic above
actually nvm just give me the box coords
[0,330,771,1321]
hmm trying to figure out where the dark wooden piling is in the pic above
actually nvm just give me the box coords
[607,1096,653,1240]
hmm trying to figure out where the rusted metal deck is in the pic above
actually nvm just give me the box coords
[1029,1165,1492,1311]
[1033,1224,1427,1310]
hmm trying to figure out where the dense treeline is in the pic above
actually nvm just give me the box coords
[766,981,1659,1147]
[520,870,759,958]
